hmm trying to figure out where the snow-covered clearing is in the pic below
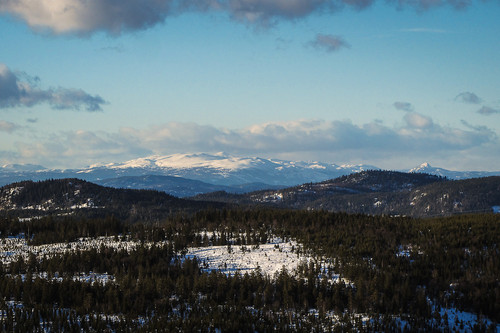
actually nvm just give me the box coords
[185,237,349,284]
[186,239,303,277]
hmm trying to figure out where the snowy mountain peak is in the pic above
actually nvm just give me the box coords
[72,153,376,186]
[419,162,431,168]
[409,162,433,173]
[114,153,262,171]
[1,155,499,191]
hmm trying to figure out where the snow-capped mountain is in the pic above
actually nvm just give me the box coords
[409,162,500,180]
[0,153,377,197]
[78,153,378,186]
[1,154,499,197]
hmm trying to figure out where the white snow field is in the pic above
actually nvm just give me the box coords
[185,237,348,285]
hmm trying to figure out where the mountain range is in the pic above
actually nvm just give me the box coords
[194,170,500,217]
[1,171,499,219]
[1,153,499,197]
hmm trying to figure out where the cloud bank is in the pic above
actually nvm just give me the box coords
[0,0,483,35]
[0,64,106,111]
[6,114,497,169]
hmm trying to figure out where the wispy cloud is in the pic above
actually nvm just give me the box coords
[0,64,107,111]
[477,106,500,115]
[0,120,19,133]
[455,92,482,104]
[400,28,448,33]
[392,0,473,11]
[7,115,497,169]
[0,0,480,35]
[308,34,350,53]
[98,45,126,53]
[393,101,414,112]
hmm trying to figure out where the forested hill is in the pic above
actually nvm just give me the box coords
[0,178,225,221]
[2,172,499,219]
[193,171,500,217]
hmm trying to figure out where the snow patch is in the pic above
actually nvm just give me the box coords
[185,238,349,285]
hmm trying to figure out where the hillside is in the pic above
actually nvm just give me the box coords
[2,171,499,220]
[194,171,500,217]
[0,178,225,221]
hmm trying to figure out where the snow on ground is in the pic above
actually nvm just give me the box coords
[8,271,115,285]
[185,237,348,284]
[186,240,301,277]
[1,233,342,283]
[0,235,164,265]
[438,307,500,332]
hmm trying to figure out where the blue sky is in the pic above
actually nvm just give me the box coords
[0,0,499,170]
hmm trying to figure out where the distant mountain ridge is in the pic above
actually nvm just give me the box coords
[0,153,378,196]
[409,162,500,179]
[79,153,378,186]
[194,170,500,217]
[2,171,498,219]
[94,175,283,198]
[1,153,499,197]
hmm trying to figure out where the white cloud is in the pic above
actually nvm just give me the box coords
[0,63,106,111]
[403,112,433,129]
[0,0,173,35]
[5,114,497,169]
[0,0,479,35]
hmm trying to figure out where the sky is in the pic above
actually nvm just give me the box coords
[0,0,499,171]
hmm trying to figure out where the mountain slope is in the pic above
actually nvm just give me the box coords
[1,154,499,197]
[0,178,225,221]
[80,153,377,186]
[0,153,376,188]
[94,175,283,198]
[194,171,500,217]
[409,162,500,179]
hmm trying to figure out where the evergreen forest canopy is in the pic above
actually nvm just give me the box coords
[0,208,499,331]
